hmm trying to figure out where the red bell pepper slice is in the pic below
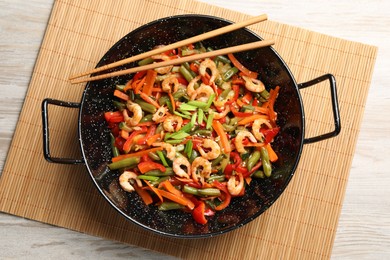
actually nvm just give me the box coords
[212,180,232,211]
[230,105,253,117]
[227,53,259,79]
[223,152,242,176]
[138,161,166,174]
[104,111,124,123]
[261,127,280,144]
[192,201,208,225]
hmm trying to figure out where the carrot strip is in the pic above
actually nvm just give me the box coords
[144,180,163,202]
[245,142,266,147]
[146,134,161,146]
[265,143,278,162]
[212,120,231,153]
[168,92,176,111]
[112,147,163,162]
[238,114,269,125]
[123,80,133,92]
[158,189,195,210]
[268,86,280,124]
[143,69,157,96]
[134,185,153,205]
[160,180,182,196]
[228,53,258,79]
[140,92,160,108]
[113,89,129,101]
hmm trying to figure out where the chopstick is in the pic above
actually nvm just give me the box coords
[70,39,275,84]
[69,14,268,81]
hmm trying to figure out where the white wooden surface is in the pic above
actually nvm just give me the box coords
[1,0,389,259]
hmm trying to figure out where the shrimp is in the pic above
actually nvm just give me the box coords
[191,84,214,102]
[235,131,257,154]
[252,118,273,141]
[199,58,219,83]
[162,75,179,93]
[198,139,221,160]
[152,106,168,122]
[210,105,230,120]
[123,101,142,126]
[191,157,212,184]
[187,75,201,97]
[152,142,176,160]
[242,75,265,93]
[227,173,244,196]
[151,54,173,74]
[163,115,183,132]
[119,171,142,192]
[173,157,191,179]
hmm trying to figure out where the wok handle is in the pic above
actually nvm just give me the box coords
[298,74,341,144]
[41,98,84,164]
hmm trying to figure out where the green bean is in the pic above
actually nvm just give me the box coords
[158,95,170,106]
[119,122,132,132]
[229,117,239,126]
[156,124,164,134]
[144,168,174,176]
[108,157,140,170]
[158,202,184,211]
[134,99,157,114]
[260,89,270,100]
[139,114,153,123]
[207,174,225,182]
[156,150,168,167]
[138,57,154,66]
[260,147,272,177]
[113,100,126,111]
[222,67,239,81]
[156,176,170,183]
[211,154,225,166]
[219,87,232,99]
[242,105,255,111]
[173,88,188,100]
[193,129,212,136]
[247,151,261,171]
[252,170,265,178]
[137,175,160,182]
[183,185,199,195]
[198,188,221,197]
[116,84,125,91]
[183,62,197,77]
[179,65,194,82]
[189,150,198,163]
[222,124,236,132]
[148,152,160,161]
[214,55,231,64]
[110,133,120,157]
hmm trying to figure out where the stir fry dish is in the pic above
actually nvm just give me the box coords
[104,43,280,225]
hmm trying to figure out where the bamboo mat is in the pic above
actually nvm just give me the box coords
[0,0,377,259]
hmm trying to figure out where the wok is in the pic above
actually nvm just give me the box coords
[41,14,340,238]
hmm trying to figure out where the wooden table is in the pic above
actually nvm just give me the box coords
[1,0,389,258]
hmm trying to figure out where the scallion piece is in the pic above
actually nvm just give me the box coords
[197,109,204,124]
[206,112,214,129]
[156,150,169,167]
[173,111,191,119]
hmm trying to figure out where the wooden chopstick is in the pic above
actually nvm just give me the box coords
[68,14,268,81]
[70,39,275,84]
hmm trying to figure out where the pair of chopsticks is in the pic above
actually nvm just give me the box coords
[69,14,273,84]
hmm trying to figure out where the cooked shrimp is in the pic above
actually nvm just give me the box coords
[163,115,183,132]
[162,75,179,93]
[187,75,201,97]
[235,131,257,153]
[119,171,142,192]
[123,101,142,126]
[191,84,214,102]
[191,157,212,183]
[227,173,244,196]
[152,106,168,122]
[210,105,230,120]
[199,58,219,83]
[152,142,176,160]
[252,118,273,141]
[173,157,191,179]
[242,75,265,93]
[198,139,221,160]
[151,54,173,74]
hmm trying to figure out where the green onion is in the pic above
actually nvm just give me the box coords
[179,103,197,111]
[204,93,216,110]
[137,175,160,182]
[197,109,204,124]
[187,100,207,109]
[165,139,184,144]
[156,150,169,167]
[173,111,191,119]
[191,112,197,125]
[185,140,193,158]
[166,131,190,140]
[206,112,214,129]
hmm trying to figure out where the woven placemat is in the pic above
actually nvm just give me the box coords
[0,0,377,259]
